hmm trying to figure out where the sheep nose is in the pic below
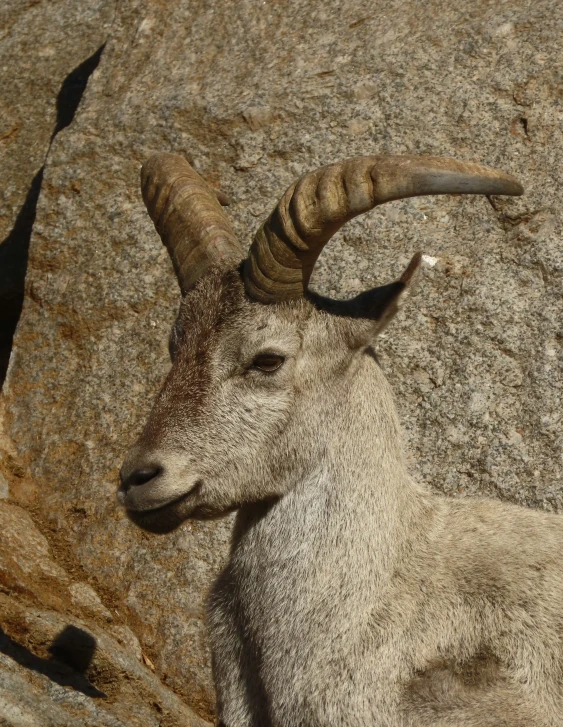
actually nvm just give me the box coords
[120,465,162,493]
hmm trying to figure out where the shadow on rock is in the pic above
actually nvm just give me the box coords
[0,167,43,387]
[0,624,106,698]
[0,43,105,389]
[52,44,105,138]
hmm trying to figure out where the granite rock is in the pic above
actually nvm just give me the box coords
[0,0,115,381]
[0,0,114,242]
[3,0,562,720]
[0,499,207,726]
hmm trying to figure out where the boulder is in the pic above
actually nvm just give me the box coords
[0,498,207,726]
[0,0,114,382]
[2,0,562,720]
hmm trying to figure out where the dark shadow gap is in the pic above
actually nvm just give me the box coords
[53,44,105,138]
[0,43,105,390]
[0,167,43,386]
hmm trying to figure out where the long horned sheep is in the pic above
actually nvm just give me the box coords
[119,153,563,726]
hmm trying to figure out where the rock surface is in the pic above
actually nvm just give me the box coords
[2,0,563,721]
[0,496,207,726]
[0,0,115,382]
[0,0,113,242]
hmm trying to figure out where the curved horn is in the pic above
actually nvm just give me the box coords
[141,153,244,295]
[243,156,523,303]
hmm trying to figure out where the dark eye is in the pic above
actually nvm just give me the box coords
[252,353,285,373]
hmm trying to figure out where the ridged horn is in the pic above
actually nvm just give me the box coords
[141,153,244,295]
[243,156,523,303]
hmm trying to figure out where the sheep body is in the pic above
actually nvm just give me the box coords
[200,274,563,727]
[118,154,561,726]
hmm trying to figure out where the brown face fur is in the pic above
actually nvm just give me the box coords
[119,265,405,533]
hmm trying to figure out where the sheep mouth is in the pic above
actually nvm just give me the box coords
[125,482,202,534]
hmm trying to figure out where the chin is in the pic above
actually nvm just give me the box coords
[126,493,195,534]
[126,497,238,534]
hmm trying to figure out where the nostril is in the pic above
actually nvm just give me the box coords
[131,466,162,486]
[121,465,162,491]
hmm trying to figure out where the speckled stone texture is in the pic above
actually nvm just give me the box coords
[2,0,562,720]
[0,0,113,242]
[0,0,115,381]
[0,499,207,726]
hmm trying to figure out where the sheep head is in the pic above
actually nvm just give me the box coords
[118,153,522,533]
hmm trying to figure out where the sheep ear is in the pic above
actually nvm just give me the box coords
[374,251,421,333]
[349,252,422,336]
[308,252,422,343]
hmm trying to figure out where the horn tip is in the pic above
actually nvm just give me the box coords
[492,173,524,197]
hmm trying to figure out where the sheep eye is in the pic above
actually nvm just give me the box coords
[252,354,285,373]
